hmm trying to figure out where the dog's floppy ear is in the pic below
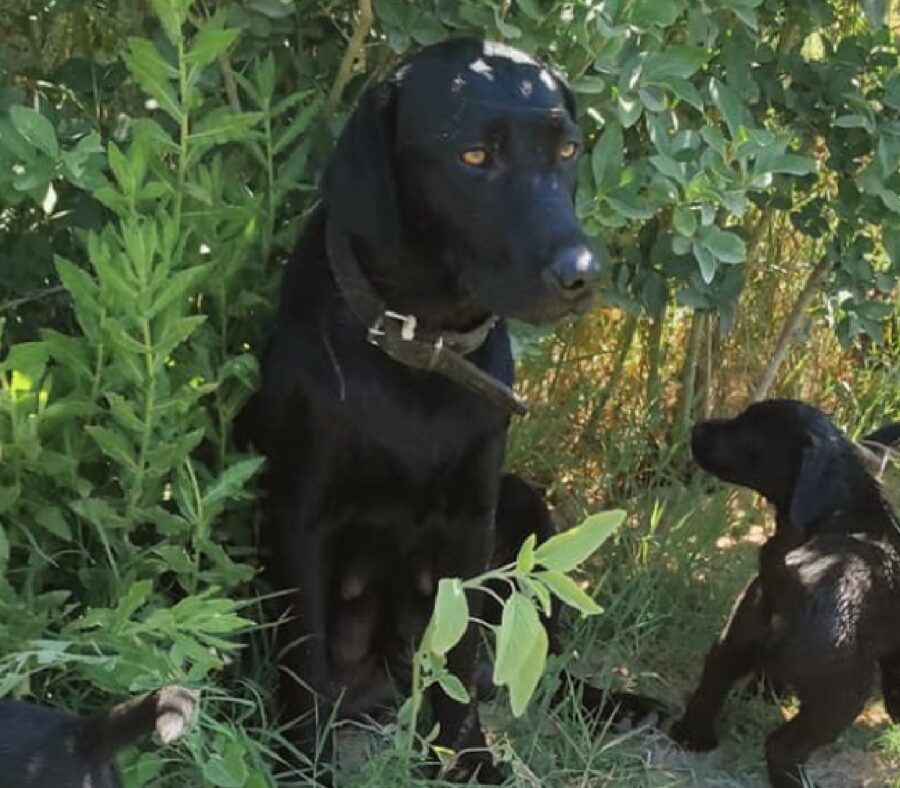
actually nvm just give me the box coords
[789,442,856,534]
[322,80,400,258]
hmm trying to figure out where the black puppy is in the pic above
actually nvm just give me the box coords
[861,421,900,449]
[0,685,197,788]
[239,38,600,782]
[670,400,900,788]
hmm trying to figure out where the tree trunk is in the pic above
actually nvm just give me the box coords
[747,257,830,405]
[645,305,667,420]
[677,310,706,437]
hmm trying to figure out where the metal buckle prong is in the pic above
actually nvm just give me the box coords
[383,310,417,341]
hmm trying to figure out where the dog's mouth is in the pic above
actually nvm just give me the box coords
[511,288,596,326]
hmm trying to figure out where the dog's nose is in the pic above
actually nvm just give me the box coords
[549,245,599,297]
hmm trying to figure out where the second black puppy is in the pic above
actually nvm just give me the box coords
[670,400,900,788]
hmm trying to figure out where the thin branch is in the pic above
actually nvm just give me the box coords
[327,0,374,113]
[746,257,831,405]
[0,285,66,313]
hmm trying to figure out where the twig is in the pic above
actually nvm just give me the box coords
[0,285,66,313]
[326,0,374,113]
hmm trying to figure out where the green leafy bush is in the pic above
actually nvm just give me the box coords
[1,0,897,785]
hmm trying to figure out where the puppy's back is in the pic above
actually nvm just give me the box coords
[1,685,197,788]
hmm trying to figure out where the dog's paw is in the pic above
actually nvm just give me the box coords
[440,751,506,785]
[884,691,900,724]
[154,686,199,744]
[669,716,719,752]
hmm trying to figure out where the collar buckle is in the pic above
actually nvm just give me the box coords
[369,310,418,344]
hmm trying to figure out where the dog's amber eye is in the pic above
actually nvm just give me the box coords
[460,147,490,167]
[559,141,578,160]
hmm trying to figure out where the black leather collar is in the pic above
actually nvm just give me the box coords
[325,219,527,416]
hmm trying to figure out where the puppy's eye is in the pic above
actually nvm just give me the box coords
[460,147,491,168]
[559,141,579,160]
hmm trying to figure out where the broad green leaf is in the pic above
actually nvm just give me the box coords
[201,457,266,510]
[833,114,870,130]
[202,745,249,788]
[508,617,547,716]
[55,255,100,337]
[649,154,685,184]
[437,671,469,704]
[86,426,138,471]
[883,226,900,267]
[123,39,181,121]
[151,0,191,44]
[34,506,72,541]
[644,46,709,81]
[758,153,816,176]
[660,77,704,111]
[186,25,240,70]
[698,225,746,264]
[537,571,602,615]
[709,78,745,139]
[571,76,607,94]
[533,510,625,572]
[627,0,685,28]
[9,106,58,159]
[673,206,697,236]
[592,121,622,190]
[189,108,263,147]
[694,242,717,283]
[494,592,543,686]
[515,533,536,574]
[149,265,209,318]
[430,578,469,655]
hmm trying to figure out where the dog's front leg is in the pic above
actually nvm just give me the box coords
[671,574,769,751]
[266,495,336,778]
[429,448,504,784]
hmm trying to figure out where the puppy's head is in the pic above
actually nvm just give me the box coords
[324,38,597,325]
[692,399,870,532]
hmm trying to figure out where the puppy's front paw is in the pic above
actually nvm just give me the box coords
[669,715,719,752]
[441,751,506,785]
[884,689,900,724]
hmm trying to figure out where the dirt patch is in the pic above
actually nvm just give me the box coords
[642,722,898,787]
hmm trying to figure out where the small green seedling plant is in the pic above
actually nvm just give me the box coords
[397,508,626,772]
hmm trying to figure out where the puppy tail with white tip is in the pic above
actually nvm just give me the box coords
[80,685,199,762]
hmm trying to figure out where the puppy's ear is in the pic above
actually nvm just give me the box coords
[789,444,855,533]
[323,81,400,258]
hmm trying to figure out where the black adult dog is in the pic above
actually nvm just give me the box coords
[239,38,604,781]
[0,685,197,788]
[670,400,900,788]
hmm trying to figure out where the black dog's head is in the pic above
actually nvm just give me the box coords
[324,38,597,325]
[691,399,879,534]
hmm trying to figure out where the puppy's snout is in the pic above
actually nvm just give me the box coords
[548,245,598,297]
